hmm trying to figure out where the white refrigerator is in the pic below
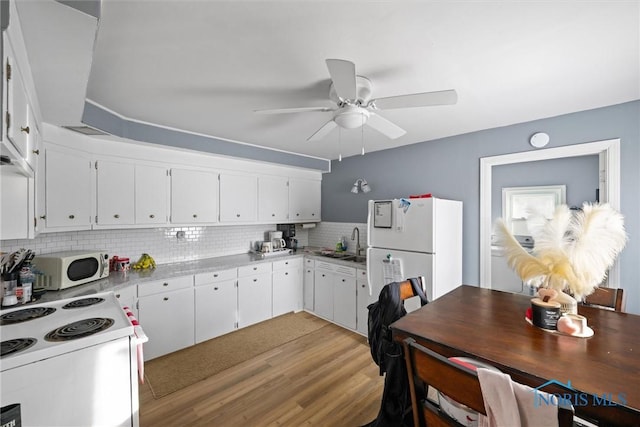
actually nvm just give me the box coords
[366,198,463,302]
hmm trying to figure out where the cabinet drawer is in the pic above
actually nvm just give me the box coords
[314,261,336,272]
[357,268,368,282]
[272,257,302,271]
[138,275,193,297]
[334,265,356,277]
[194,268,237,286]
[238,262,272,277]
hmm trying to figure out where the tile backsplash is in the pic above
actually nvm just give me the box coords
[0,222,364,264]
[308,222,368,252]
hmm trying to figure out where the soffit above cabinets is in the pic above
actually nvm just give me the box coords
[14,1,640,162]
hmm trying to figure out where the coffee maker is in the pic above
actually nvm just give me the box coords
[277,224,297,250]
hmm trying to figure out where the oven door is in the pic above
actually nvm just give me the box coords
[0,337,133,426]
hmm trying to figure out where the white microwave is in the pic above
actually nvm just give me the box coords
[34,251,110,290]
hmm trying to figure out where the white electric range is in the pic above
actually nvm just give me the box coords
[0,291,143,427]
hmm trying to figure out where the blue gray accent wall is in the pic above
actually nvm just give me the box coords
[321,100,640,314]
[82,102,331,171]
[54,0,100,19]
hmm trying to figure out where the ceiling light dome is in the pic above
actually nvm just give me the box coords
[334,105,370,129]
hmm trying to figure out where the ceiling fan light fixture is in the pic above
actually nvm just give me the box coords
[334,105,370,129]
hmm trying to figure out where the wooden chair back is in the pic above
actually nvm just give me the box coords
[402,338,573,427]
[582,287,623,312]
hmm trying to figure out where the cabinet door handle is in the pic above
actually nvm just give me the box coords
[296,213,300,217]
[253,278,257,282]
[236,213,240,217]
[285,272,288,276]
[214,287,219,290]
[253,267,257,270]
[114,214,120,219]
[213,274,219,277]
[361,284,365,288]
[342,279,346,282]
[321,274,325,277]
[21,126,30,134]
[271,213,275,217]
[163,282,169,287]
[32,149,40,155]
[149,214,155,219]
[116,293,121,298]
[163,297,169,301]
[68,214,75,219]
[39,215,46,219]
[193,214,198,218]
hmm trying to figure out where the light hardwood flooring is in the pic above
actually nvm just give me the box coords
[139,315,385,426]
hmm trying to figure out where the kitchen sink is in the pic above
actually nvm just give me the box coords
[313,251,366,263]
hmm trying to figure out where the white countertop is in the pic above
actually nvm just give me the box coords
[31,247,366,304]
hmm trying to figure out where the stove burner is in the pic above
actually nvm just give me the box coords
[0,307,56,325]
[61,297,105,309]
[1,338,37,357]
[45,318,114,342]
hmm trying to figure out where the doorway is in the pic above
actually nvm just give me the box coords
[479,139,621,289]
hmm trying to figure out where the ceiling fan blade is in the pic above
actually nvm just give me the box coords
[366,113,406,139]
[307,120,337,142]
[254,106,333,114]
[326,59,357,101]
[372,89,458,110]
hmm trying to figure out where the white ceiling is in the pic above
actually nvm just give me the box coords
[16,1,640,161]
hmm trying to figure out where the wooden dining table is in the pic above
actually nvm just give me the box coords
[391,285,640,426]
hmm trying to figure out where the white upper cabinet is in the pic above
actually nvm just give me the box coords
[289,178,321,222]
[44,147,92,230]
[170,168,219,224]
[96,160,135,226]
[135,164,168,224]
[2,34,38,175]
[219,173,257,223]
[4,43,30,161]
[258,175,289,222]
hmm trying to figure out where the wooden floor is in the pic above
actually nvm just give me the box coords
[139,315,384,426]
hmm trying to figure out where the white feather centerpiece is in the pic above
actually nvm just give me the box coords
[494,202,627,300]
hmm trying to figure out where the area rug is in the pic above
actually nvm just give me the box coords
[144,312,329,398]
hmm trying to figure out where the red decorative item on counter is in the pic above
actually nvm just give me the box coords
[409,193,432,198]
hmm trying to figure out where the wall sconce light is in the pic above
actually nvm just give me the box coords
[351,178,371,194]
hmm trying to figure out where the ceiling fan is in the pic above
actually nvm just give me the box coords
[255,59,458,142]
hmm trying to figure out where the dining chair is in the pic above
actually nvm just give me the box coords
[402,337,574,427]
[582,287,624,312]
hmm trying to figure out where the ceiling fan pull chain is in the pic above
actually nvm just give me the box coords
[361,114,365,155]
[338,127,342,162]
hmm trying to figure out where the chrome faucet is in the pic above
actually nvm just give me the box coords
[351,227,362,256]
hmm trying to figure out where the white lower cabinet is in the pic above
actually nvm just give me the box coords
[137,275,195,360]
[313,262,334,320]
[303,258,315,311]
[272,258,302,317]
[114,285,138,317]
[332,265,357,330]
[194,268,238,343]
[308,257,364,334]
[356,268,371,335]
[237,263,273,328]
